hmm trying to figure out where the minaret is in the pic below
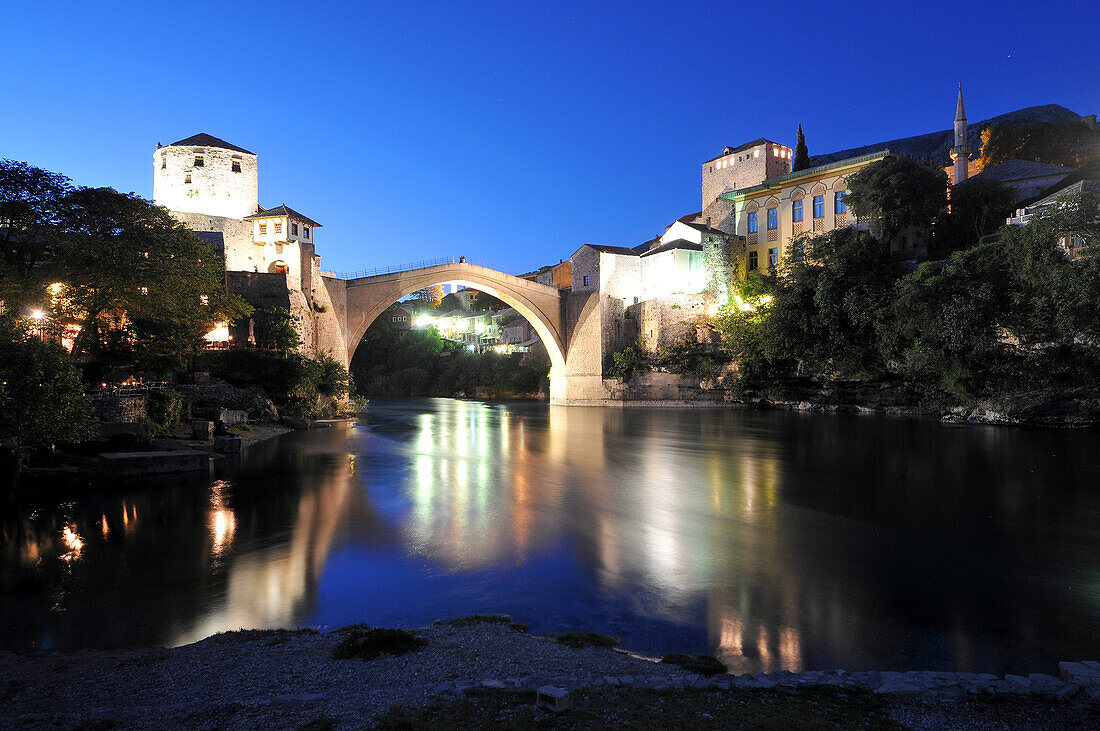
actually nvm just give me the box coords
[949,84,971,184]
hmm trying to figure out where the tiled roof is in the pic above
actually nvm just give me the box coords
[640,239,703,257]
[582,244,639,256]
[243,205,322,227]
[1030,179,1100,209]
[680,221,728,235]
[167,133,254,155]
[632,237,661,254]
[719,150,891,200]
[971,159,1075,183]
[703,138,783,164]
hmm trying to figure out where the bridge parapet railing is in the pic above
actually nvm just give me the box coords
[323,257,524,281]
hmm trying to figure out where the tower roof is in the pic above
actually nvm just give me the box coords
[243,204,322,227]
[167,133,254,155]
[955,85,967,123]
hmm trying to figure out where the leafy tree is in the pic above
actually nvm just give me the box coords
[0,317,93,481]
[714,273,779,384]
[792,123,810,172]
[438,292,464,311]
[0,159,71,302]
[608,337,649,381]
[978,121,1100,170]
[317,353,351,399]
[939,176,1016,252]
[252,306,301,354]
[146,389,184,434]
[845,155,948,246]
[718,229,902,384]
[56,187,249,364]
[885,191,1100,399]
[657,327,728,382]
[472,290,506,312]
[408,284,444,307]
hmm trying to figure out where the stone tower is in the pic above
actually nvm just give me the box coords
[153,133,258,220]
[949,85,971,185]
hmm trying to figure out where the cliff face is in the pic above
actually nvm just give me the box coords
[810,104,1088,167]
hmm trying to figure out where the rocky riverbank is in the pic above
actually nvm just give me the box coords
[744,381,1100,427]
[1,622,1096,729]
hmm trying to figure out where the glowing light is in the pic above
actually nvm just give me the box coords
[758,295,773,305]
[100,514,110,538]
[30,309,45,320]
[203,323,231,344]
[60,523,84,562]
[209,480,237,558]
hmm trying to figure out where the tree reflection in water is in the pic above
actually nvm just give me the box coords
[2,402,1099,675]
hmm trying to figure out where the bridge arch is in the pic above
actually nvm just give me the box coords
[343,262,566,371]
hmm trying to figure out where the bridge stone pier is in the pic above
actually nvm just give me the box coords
[338,262,585,402]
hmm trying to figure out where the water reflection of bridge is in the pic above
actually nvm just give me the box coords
[5,404,1087,671]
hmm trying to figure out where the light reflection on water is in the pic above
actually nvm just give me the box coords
[2,398,1100,674]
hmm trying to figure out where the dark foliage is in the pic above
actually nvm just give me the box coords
[554,631,619,649]
[845,155,947,245]
[351,308,550,397]
[792,123,810,172]
[660,653,728,675]
[331,627,427,660]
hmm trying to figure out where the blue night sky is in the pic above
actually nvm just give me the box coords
[2,1,1097,275]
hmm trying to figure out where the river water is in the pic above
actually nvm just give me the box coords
[2,399,1099,674]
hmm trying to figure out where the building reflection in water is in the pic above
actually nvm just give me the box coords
[3,403,1099,672]
[401,401,562,569]
[172,444,362,646]
[396,402,807,672]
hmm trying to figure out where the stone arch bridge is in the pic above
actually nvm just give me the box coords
[342,261,566,367]
[324,260,614,404]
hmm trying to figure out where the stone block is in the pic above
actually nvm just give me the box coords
[192,420,215,441]
[100,450,210,477]
[746,674,775,689]
[536,686,571,713]
[874,678,924,695]
[99,422,151,441]
[214,435,242,454]
[481,680,506,689]
[1059,661,1100,684]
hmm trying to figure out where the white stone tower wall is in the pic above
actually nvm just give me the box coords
[153,144,258,220]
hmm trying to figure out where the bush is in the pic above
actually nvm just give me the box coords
[657,328,728,381]
[554,631,619,649]
[608,338,648,381]
[661,653,728,675]
[331,627,427,660]
[438,615,527,632]
[0,318,94,478]
[317,353,351,399]
[145,389,184,434]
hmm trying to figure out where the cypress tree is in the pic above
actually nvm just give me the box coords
[792,123,810,172]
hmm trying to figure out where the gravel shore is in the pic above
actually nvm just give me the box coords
[1,623,1097,729]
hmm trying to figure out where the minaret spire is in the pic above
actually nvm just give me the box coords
[950,83,972,184]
